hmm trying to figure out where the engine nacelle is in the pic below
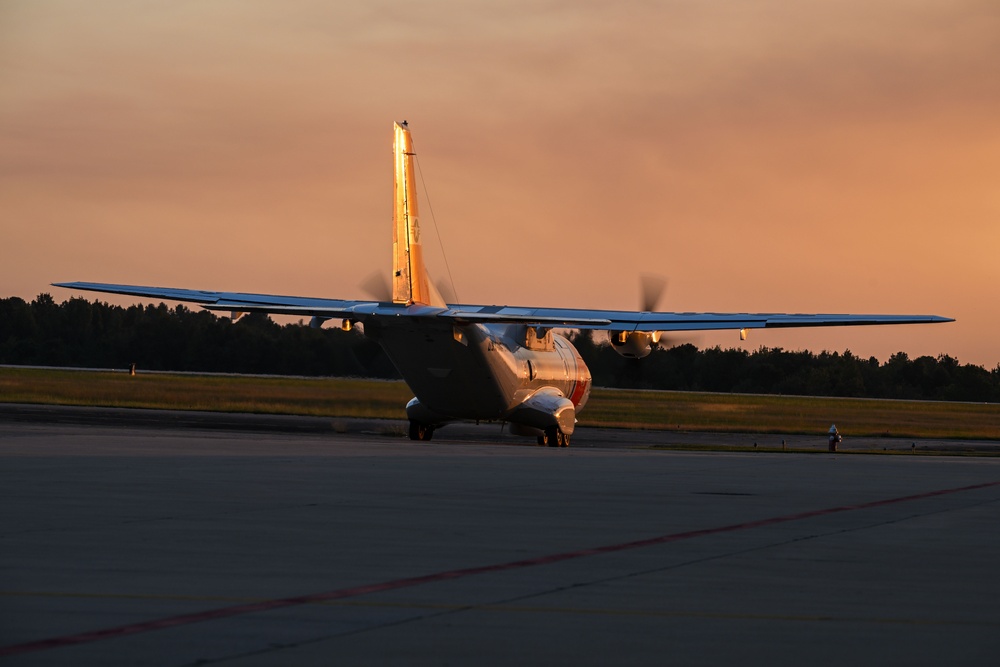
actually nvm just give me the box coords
[609,330,661,359]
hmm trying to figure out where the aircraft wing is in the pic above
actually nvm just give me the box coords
[52,282,613,326]
[443,305,955,331]
[53,282,371,319]
[53,282,953,331]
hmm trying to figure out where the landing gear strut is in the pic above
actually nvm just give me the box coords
[408,421,435,441]
[537,426,570,448]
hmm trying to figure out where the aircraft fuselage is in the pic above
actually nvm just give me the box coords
[370,320,590,430]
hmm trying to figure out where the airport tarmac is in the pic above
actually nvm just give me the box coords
[1,412,999,665]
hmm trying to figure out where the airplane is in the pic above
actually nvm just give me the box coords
[55,121,953,447]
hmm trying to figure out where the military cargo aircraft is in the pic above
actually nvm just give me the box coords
[56,121,953,446]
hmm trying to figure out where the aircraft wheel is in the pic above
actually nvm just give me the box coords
[561,434,570,448]
[544,426,560,448]
[408,421,434,441]
[536,435,546,446]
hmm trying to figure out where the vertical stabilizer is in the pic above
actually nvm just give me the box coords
[392,121,444,306]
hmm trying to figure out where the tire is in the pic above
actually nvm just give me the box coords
[408,421,434,441]
[544,426,560,448]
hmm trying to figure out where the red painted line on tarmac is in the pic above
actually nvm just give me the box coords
[3,479,998,657]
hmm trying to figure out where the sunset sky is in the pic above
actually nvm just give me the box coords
[2,1,997,366]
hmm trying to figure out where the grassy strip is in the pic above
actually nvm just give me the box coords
[2,367,998,440]
[582,389,1000,440]
[0,368,412,419]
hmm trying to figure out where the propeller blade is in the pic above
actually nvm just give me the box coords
[640,274,667,312]
[360,272,392,302]
[657,333,702,350]
[435,279,457,305]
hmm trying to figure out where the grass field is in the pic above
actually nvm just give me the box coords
[2,367,998,440]
[585,388,1000,440]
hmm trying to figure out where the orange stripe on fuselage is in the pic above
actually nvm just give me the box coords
[568,351,589,407]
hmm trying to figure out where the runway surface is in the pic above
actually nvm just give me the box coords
[2,413,1000,665]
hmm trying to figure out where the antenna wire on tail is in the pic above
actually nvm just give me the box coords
[415,155,460,304]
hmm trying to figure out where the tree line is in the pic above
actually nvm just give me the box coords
[0,294,397,378]
[570,331,1000,401]
[2,295,997,402]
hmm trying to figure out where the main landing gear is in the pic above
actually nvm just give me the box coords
[408,421,435,441]
[537,426,570,448]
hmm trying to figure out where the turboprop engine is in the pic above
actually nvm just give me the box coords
[608,275,667,358]
[609,330,661,359]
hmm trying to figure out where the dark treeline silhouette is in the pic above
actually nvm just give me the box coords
[0,295,398,378]
[569,330,1000,402]
[3,295,997,402]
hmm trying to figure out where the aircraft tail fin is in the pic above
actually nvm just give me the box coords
[392,121,445,307]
